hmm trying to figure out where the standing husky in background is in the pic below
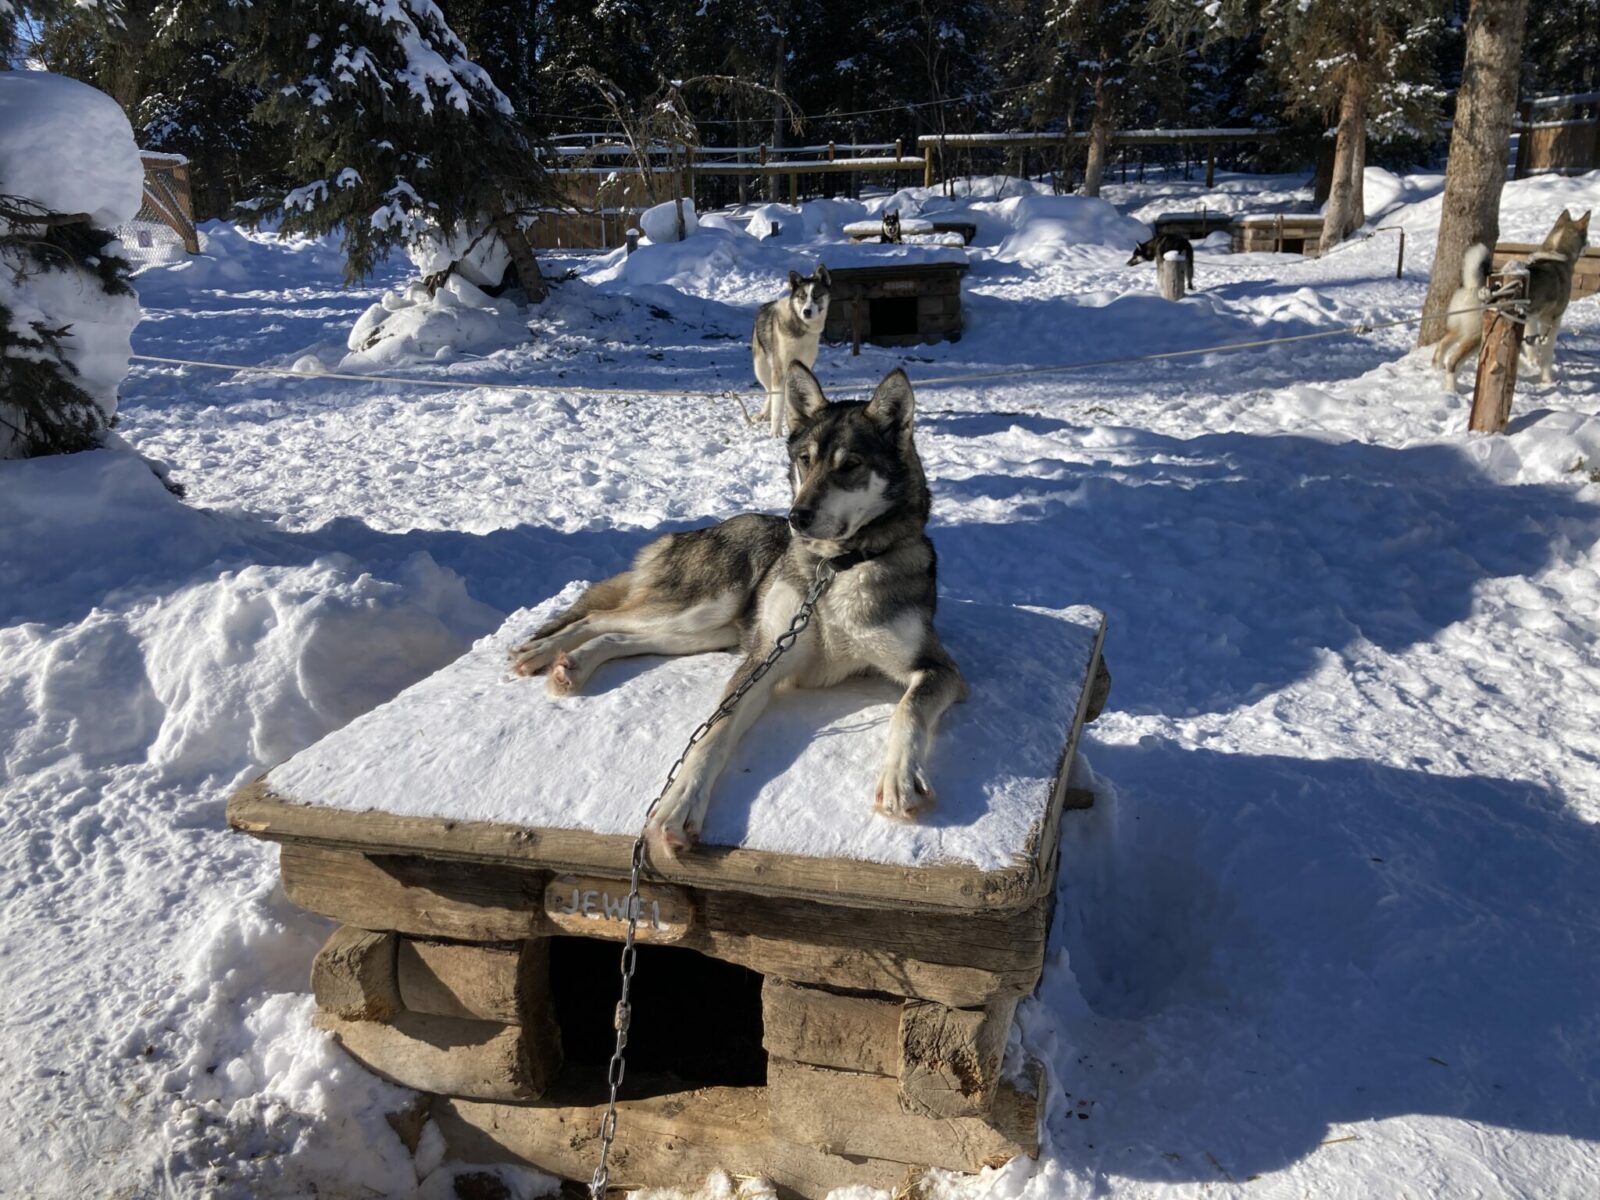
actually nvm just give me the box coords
[1128,233,1195,289]
[1432,242,1493,391]
[1522,208,1591,384]
[754,265,832,437]
[508,363,966,858]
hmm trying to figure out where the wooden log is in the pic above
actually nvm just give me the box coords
[433,1082,767,1188]
[312,927,401,1021]
[1157,254,1186,301]
[898,996,1018,1119]
[281,844,544,941]
[396,937,552,1027]
[317,1010,556,1101]
[767,1058,1038,1171]
[434,1085,920,1198]
[761,979,902,1075]
[278,845,1050,1008]
[1469,272,1526,434]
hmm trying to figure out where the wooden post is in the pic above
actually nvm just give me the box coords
[1395,227,1405,278]
[1157,253,1186,301]
[851,296,863,356]
[1275,213,1285,254]
[1513,101,1534,180]
[924,152,934,188]
[625,228,639,255]
[789,171,799,204]
[1206,142,1216,188]
[828,141,836,162]
[1469,272,1525,434]
[895,139,903,162]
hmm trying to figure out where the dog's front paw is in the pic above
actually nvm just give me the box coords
[508,637,557,677]
[647,773,707,858]
[546,651,580,696]
[874,751,932,821]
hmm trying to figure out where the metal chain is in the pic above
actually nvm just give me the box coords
[588,555,839,1199]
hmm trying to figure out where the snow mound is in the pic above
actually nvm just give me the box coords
[641,197,700,242]
[0,71,144,227]
[985,194,1151,265]
[344,274,528,366]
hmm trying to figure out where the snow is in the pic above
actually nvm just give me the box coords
[640,197,700,242]
[0,71,144,456]
[0,71,144,227]
[6,166,1600,1198]
[268,594,1101,871]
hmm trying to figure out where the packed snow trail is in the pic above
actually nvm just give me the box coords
[4,172,1600,1198]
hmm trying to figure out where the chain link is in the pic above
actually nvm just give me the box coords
[588,556,838,1199]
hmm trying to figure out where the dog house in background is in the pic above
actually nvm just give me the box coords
[225,599,1109,1197]
[1230,214,1326,257]
[823,262,968,348]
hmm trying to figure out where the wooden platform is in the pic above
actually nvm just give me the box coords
[229,597,1108,1196]
[1491,243,1600,301]
[1152,211,1233,241]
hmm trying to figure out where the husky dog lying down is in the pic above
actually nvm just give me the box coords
[509,363,965,859]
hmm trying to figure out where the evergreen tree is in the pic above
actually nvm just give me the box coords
[187,0,560,288]
[1520,0,1600,98]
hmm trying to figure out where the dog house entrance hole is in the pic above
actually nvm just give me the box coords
[1280,236,1307,254]
[550,936,766,1098]
[869,296,919,337]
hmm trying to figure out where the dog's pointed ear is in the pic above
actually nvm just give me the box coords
[1578,210,1592,235]
[865,368,914,434]
[816,263,831,286]
[786,361,829,426]
[788,269,803,289]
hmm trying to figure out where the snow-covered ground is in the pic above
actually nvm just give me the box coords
[5,169,1600,1198]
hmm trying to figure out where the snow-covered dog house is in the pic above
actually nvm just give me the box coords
[821,246,969,348]
[228,594,1107,1197]
[1230,213,1326,257]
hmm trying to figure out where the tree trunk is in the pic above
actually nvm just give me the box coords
[1082,83,1115,198]
[493,213,546,304]
[1320,72,1369,254]
[1418,0,1530,346]
[770,29,787,203]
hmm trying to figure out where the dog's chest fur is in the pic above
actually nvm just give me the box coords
[758,564,924,688]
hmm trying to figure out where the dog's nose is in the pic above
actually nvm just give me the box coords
[788,506,815,533]
[802,306,814,318]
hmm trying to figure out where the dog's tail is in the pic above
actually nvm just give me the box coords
[1461,242,1491,290]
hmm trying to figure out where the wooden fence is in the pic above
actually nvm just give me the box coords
[530,140,931,250]
[1514,92,1600,179]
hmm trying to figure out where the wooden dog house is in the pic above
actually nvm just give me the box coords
[1152,211,1233,241]
[1230,213,1325,256]
[823,262,968,348]
[1491,243,1600,301]
[228,594,1108,1197]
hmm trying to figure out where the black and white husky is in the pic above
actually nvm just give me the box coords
[508,363,965,859]
[753,265,831,438]
[1128,233,1195,289]
[1523,208,1591,384]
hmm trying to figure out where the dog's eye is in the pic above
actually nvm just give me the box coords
[839,456,862,472]
[796,450,813,468]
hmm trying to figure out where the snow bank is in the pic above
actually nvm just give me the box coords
[0,72,144,458]
[345,274,529,366]
[986,194,1151,266]
[640,197,700,242]
[0,71,144,227]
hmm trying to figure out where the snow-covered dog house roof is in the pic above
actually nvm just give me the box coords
[231,589,1105,914]
[228,590,1106,1193]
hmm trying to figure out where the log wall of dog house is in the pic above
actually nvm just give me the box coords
[279,844,1049,1009]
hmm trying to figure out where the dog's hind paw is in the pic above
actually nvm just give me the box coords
[546,652,579,696]
[646,817,696,860]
